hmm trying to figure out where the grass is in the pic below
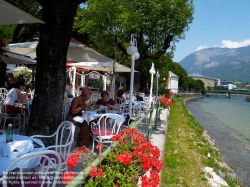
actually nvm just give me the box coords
[160,96,241,187]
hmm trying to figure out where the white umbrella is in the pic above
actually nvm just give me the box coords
[1,52,36,64]
[2,43,133,72]
[2,42,38,59]
[2,40,133,97]
[0,0,44,25]
[67,45,116,63]
[67,61,134,73]
[2,41,117,64]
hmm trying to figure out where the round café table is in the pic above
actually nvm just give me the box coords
[0,135,45,175]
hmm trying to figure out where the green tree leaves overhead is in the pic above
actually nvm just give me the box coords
[4,0,42,43]
[74,0,194,90]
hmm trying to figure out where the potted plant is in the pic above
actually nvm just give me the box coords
[62,128,163,186]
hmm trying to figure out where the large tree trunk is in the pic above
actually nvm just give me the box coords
[0,39,9,87]
[0,58,7,87]
[26,0,81,145]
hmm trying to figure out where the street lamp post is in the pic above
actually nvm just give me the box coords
[156,70,160,100]
[127,34,140,117]
[149,63,156,104]
[71,66,76,97]
[154,70,160,130]
[102,72,108,91]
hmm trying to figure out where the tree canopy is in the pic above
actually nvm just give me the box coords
[0,0,200,140]
[74,0,194,91]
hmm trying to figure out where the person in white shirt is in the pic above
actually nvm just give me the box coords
[5,81,28,114]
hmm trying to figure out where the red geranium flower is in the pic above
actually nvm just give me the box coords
[152,160,163,173]
[141,173,159,187]
[96,142,104,149]
[74,145,89,154]
[90,166,103,178]
[66,153,79,168]
[62,128,162,186]
[62,171,76,184]
[115,152,132,165]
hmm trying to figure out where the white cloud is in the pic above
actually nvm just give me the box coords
[195,39,250,53]
[221,39,250,48]
[196,45,208,51]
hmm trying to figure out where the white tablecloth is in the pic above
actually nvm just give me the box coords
[125,101,144,105]
[0,135,45,175]
[73,110,125,125]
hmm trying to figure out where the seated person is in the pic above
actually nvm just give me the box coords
[5,81,29,114]
[144,88,150,97]
[95,91,119,111]
[136,94,144,101]
[116,87,126,103]
[67,86,92,147]
[65,84,74,98]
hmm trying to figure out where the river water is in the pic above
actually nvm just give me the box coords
[185,96,250,186]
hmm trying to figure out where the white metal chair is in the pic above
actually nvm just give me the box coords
[31,121,75,171]
[119,102,130,126]
[116,97,123,105]
[90,114,123,153]
[119,102,129,114]
[62,100,69,121]
[1,103,22,130]
[132,102,145,120]
[0,88,8,100]
[21,103,31,130]
[1,150,62,187]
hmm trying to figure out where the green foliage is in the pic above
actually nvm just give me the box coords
[0,25,15,40]
[74,0,194,89]
[11,69,32,89]
[95,78,104,92]
[187,78,205,91]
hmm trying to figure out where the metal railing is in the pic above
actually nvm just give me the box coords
[66,102,161,187]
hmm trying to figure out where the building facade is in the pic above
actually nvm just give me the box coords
[188,72,215,89]
[167,71,179,94]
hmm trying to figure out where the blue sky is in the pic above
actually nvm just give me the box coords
[173,0,250,62]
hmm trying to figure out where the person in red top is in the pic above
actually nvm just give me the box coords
[95,91,119,111]
[67,86,92,147]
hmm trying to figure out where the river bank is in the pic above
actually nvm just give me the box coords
[160,95,241,187]
[185,95,250,187]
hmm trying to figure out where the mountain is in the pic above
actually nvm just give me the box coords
[179,45,250,83]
